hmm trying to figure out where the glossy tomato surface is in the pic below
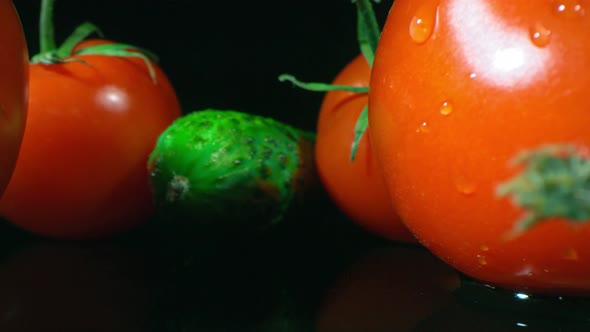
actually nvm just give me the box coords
[0,39,182,239]
[316,55,414,242]
[368,0,590,295]
[0,0,28,198]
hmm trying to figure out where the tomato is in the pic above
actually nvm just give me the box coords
[0,38,182,239]
[316,55,415,242]
[0,0,28,198]
[369,0,590,295]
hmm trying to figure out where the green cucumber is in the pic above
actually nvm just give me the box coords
[147,109,317,234]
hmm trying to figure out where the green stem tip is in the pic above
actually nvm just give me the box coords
[32,0,159,84]
[496,144,590,237]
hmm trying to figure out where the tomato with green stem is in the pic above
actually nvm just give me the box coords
[368,0,590,296]
[0,0,28,198]
[0,0,182,239]
[279,0,415,242]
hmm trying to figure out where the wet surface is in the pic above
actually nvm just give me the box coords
[0,200,588,332]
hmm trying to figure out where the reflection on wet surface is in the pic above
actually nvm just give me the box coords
[0,209,588,332]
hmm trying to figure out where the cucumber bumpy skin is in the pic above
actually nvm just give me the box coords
[147,109,317,233]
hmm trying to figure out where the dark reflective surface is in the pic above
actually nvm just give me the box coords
[0,202,589,332]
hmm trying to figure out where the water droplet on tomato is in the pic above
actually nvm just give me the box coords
[455,176,476,195]
[469,72,477,79]
[409,2,439,44]
[416,121,431,133]
[529,22,552,47]
[480,244,490,252]
[552,0,585,18]
[440,101,453,115]
[477,255,487,265]
[563,248,579,260]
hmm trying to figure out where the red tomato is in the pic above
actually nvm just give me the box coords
[0,0,28,197]
[0,39,182,239]
[369,0,590,295]
[316,55,415,242]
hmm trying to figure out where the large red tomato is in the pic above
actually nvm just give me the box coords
[316,55,415,242]
[0,0,28,198]
[369,0,590,295]
[0,39,182,239]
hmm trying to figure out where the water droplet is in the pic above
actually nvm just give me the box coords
[480,244,490,252]
[563,248,579,261]
[409,2,439,44]
[416,121,431,133]
[515,292,530,300]
[552,0,585,18]
[440,101,453,115]
[233,159,242,165]
[469,73,477,79]
[455,176,476,195]
[529,22,552,47]
[477,255,488,265]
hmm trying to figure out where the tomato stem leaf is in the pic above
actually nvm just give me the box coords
[74,44,158,83]
[40,0,57,53]
[350,105,369,161]
[278,74,369,93]
[32,0,160,85]
[353,0,381,67]
[496,144,590,238]
[56,22,104,58]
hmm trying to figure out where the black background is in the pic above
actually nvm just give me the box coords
[13,0,393,132]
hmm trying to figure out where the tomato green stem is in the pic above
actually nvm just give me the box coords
[30,0,160,84]
[278,74,369,93]
[496,144,590,238]
[279,0,382,162]
[39,0,57,53]
[354,0,381,66]
[350,106,369,161]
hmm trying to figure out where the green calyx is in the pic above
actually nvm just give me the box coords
[30,0,159,83]
[496,144,590,237]
[278,0,381,161]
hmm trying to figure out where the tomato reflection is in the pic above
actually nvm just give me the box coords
[0,242,151,332]
[316,244,460,332]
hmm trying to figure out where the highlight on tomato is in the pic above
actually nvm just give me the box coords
[368,0,590,296]
[0,0,28,198]
[279,0,415,243]
[0,0,182,239]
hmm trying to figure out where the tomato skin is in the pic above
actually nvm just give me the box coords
[316,55,415,242]
[369,0,590,295]
[0,0,28,198]
[0,39,182,239]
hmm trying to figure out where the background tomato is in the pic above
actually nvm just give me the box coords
[0,0,28,198]
[369,0,590,296]
[316,54,415,242]
[0,39,182,239]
